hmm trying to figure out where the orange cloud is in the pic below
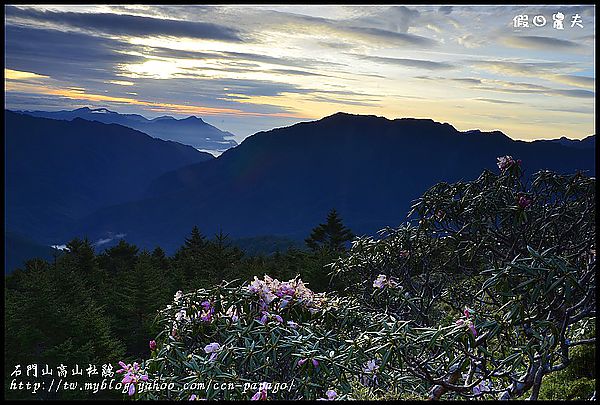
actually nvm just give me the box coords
[5,80,305,118]
[5,68,49,80]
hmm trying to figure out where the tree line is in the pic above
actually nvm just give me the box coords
[4,209,354,399]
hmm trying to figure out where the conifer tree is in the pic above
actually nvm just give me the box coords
[206,229,244,282]
[97,239,139,273]
[65,237,97,272]
[5,257,125,399]
[184,225,207,253]
[305,209,354,253]
[173,226,210,289]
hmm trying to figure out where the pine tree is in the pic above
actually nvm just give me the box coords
[173,226,210,289]
[97,239,139,273]
[5,257,125,399]
[184,226,207,253]
[65,237,97,272]
[151,246,169,269]
[305,209,354,253]
[205,229,244,283]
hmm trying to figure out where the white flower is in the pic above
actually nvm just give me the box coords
[174,290,183,302]
[226,306,239,322]
[175,309,187,321]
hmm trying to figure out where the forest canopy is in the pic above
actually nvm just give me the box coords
[4,157,595,400]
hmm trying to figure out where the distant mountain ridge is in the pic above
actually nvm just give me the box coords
[5,111,214,250]
[73,112,596,253]
[13,106,238,154]
[533,135,595,150]
[4,231,59,274]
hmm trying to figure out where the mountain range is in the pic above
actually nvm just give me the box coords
[14,107,238,154]
[74,112,595,252]
[5,110,213,247]
[4,110,595,272]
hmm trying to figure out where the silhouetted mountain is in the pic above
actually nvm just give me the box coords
[4,231,61,274]
[74,112,596,253]
[532,135,595,150]
[14,106,238,154]
[5,111,213,246]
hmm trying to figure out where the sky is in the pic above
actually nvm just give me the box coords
[4,4,595,143]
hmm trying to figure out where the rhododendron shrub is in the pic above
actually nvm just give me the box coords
[330,161,595,400]
[138,277,409,400]
[135,159,594,401]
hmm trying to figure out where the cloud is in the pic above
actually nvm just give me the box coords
[476,83,594,99]
[470,60,580,76]
[342,26,436,46]
[5,25,145,82]
[5,80,304,118]
[95,238,114,246]
[450,78,482,85]
[550,89,595,98]
[502,36,581,50]
[543,106,594,115]
[418,75,595,100]
[438,6,453,15]
[552,75,595,88]
[457,34,487,49]
[5,68,49,80]
[3,5,594,142]
[231,7,436,48]
[469,59,594,91]
[474,98,522,104]
[356,55,454,70]
[220,51,348,69]
[308,95,378,107]
[5,6,243,41]
[268,69,333,77]
[141,47,222,60]
[142,47,349,72]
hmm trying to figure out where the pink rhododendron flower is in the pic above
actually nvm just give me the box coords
[360,360,379,386]
[248,275,323,314]
[259,311,269,324]
[456,308,477,337]
[468,322,478,337]
[116,361,148,396]
[251,388,267,400]
[204,342,220,353]
[517,194,532,209]
[472,380,491,395]
[373,274,387,289]
[204,342,220,362]
[497,156,521,172]
[373,274,398,289]
[149,340,156,351]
